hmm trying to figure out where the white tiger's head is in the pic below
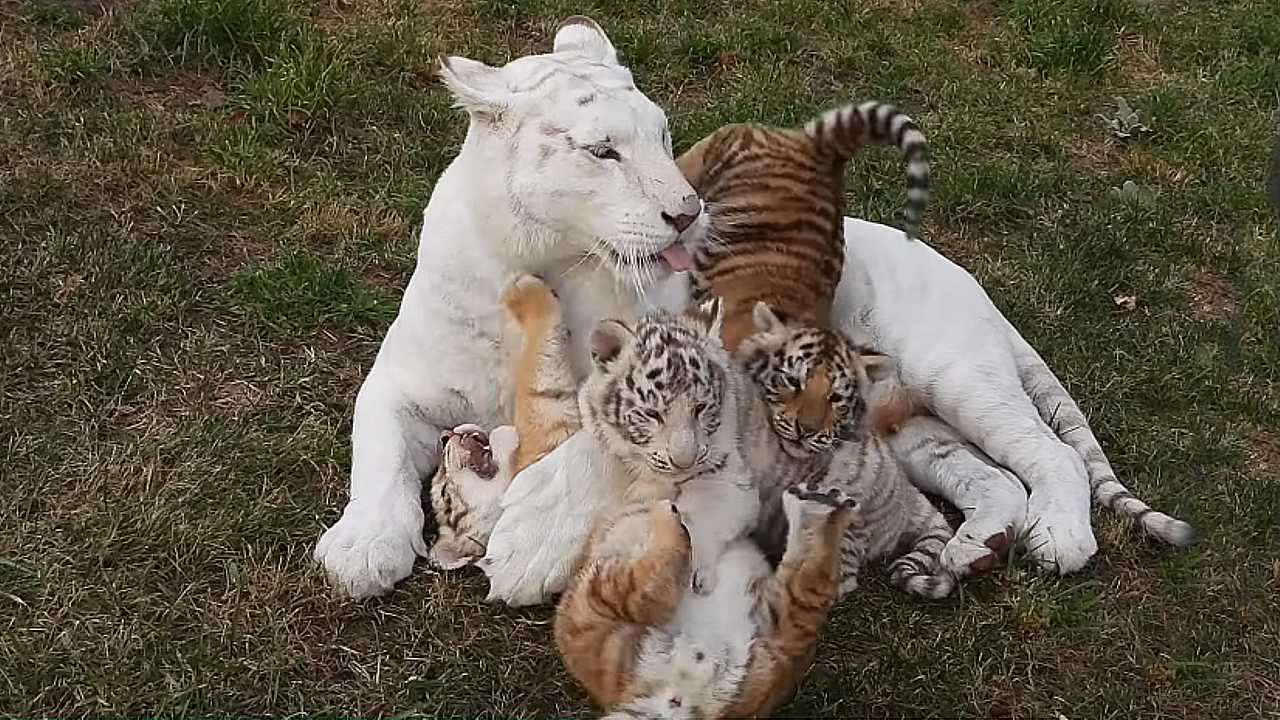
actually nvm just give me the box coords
[580,305,737,488]
[439,17,699,288]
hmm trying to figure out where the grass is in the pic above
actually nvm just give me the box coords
[2,0,1278,716]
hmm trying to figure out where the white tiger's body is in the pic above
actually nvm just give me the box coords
[482,219,1197,604]
[312,18,699,598]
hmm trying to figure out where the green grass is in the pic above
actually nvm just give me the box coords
[3,0,1278,716]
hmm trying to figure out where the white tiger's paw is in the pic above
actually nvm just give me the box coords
[939,527,1016,577]
[314,495,427,598]
[1024,488,1097,575]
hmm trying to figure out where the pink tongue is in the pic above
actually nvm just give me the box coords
[657,244,694,272]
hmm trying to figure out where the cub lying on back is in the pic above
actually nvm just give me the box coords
[559,486,857,720]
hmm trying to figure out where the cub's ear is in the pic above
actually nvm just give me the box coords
[553,16,618,65]
[751,301,786,334]
[438,55,511,122]
[685,297,724,341]
[860,352,898,386]
[590,319,634,369]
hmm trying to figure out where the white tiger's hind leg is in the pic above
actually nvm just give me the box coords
[930,362,1097,574]
[1010,336,1197,547]
[890,416,1026,577]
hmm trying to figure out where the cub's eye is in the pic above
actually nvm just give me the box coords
[829,392,845,404]
[694,402,709,415]
[644,408,663,421]
[784,376,802,391]
[587,144,621,161]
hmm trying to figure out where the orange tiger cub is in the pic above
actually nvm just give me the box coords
[555,484,857,720]
[676,101,930,352]
[501,273,580,474]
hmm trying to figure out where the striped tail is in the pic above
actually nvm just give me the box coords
[804,100,930,238]
[887,505,957,599]
[1010,335,1199,547]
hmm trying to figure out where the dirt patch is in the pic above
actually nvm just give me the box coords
[865,0,923,13]
[1245,429,1280,477]
[948,2,998,68]
[1187,268,1239,321]
[926,222,987,269]
[102,71,225,113]
[1117,34,1173,85]
[1065,138,1192,186]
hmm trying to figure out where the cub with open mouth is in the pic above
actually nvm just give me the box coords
[427,424,519,570]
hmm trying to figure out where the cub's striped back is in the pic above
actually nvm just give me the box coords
[676,100,930,352]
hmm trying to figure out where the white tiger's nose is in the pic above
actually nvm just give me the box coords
[662,194,702,233]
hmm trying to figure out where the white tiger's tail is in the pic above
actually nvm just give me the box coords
[1010,335,1198,546]
[804,101,930,238]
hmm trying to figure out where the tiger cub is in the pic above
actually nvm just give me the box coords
[581,306,760,595]
[736,302,957,599]
[425,275,579,570]
[676,100,930,351]
[556,485,857,720]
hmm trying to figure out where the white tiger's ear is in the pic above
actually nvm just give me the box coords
[438,55,511,121]
[553,16,619,65]
[590,319,634,369]
[752,301,785,334]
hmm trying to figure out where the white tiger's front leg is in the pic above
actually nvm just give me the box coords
[677,478,759,595]
[314,363,439,598]
[890,416,1027,577]
[931,365,1096,574]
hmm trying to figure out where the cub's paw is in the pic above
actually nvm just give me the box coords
[784,484,857,524]
[939,527,1015,576]
[314,497,427,598]
[501,273,561,326]
[648,501,691,542]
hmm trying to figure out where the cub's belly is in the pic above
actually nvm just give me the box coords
[670,539,769,657]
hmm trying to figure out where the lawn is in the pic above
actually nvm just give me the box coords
[2,0,1278,716]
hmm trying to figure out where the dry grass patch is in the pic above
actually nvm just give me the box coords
[1117,33,1173,85]
[1244,428,1280,477]
[1187,268,1240,321]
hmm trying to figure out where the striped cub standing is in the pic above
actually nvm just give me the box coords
[675,100,929,350]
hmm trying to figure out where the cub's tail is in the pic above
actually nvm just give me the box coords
[1010,333,1198,547]
[804,101,930,238]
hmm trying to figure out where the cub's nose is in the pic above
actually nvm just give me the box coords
[662,195,702,232]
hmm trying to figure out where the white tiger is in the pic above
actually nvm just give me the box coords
[313,17,700,598]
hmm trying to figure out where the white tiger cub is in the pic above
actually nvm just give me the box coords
[577,309,759,595]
